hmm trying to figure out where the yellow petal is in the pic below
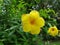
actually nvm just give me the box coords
[21,14,31,32]
[23,24,31,32]
[30,10,40,19]
[36,17,45,27]
[21,14,29,22]
[30,26,40,34]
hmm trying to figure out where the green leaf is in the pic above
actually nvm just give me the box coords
[0,42,4,45]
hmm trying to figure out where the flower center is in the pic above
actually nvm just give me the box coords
[52,28,55,31]
[30,19,35,25]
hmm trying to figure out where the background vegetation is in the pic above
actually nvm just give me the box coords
[0,0,60,45]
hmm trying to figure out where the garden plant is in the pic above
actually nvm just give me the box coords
[0,0,60,45]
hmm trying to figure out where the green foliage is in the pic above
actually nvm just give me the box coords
[0,0,60,45]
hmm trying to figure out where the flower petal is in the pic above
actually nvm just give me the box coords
[36,17,45,27]
[30,26,40,34]
[23,24,31,32]
[21,14,31,32]
[30,10,40,19]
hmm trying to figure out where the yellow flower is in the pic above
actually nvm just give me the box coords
[47,26,58,36]
[21,10,45,34]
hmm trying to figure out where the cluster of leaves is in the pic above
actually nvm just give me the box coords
[0,0,60,45]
